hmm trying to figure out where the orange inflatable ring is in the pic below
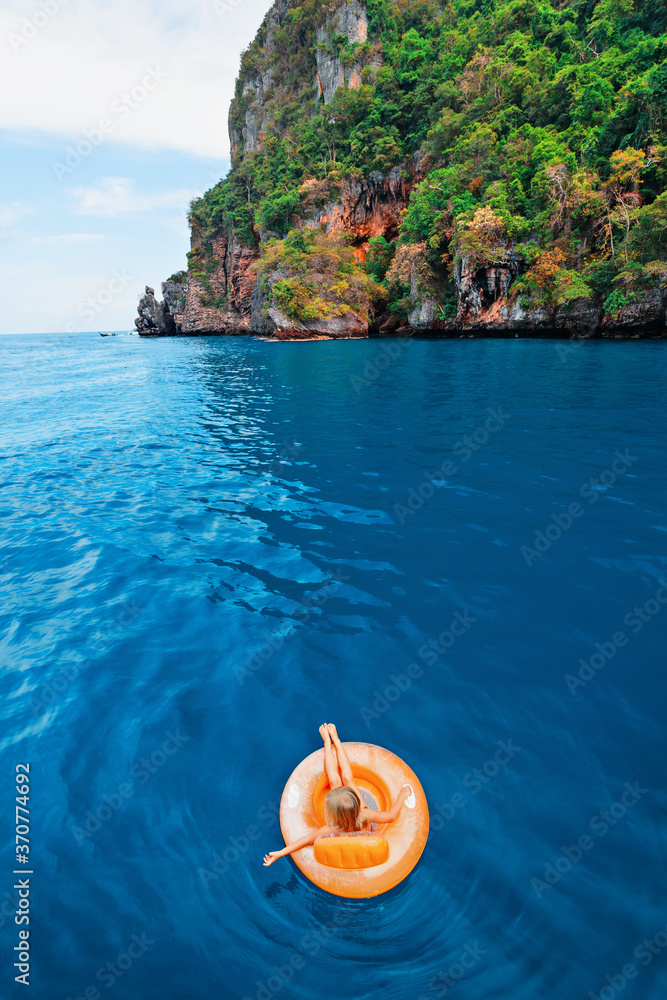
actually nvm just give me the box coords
[279,742,429,898]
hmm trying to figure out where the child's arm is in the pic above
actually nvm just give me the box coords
[263,826,330,866]
[361,785,412,826]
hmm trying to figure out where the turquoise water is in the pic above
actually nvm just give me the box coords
[0,333,666,1000]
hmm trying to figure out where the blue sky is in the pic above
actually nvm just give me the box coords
[0,0,274,333]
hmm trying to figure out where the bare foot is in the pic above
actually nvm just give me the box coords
[327,723,340,743]
[319,724,331,743]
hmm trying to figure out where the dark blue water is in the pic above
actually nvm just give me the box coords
[1,333,666,1000]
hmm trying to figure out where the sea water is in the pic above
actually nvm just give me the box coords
[0,333,665,1000]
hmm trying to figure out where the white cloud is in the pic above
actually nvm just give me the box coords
[69,177,199,216]
[0,203,32,229]
[33,234,106,246]
[0,0,275,159]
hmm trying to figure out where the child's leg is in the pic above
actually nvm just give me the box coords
[320,724,342,788]
[327,725,360,795]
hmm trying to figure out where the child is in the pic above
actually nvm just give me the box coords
[263,724,411,866]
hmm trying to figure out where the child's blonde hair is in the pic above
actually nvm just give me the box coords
[325,787,361,832]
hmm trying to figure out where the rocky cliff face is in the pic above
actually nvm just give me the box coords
[137,0,667,340]
[314,0,378,104]
[181,224,255,335]
[309,166,412,242]
[227,0,376,158]
[136,285,177,336]
[228,0,291,157]
[137,0,396,339]
[405,259,667,338]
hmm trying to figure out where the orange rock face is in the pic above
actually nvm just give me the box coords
[309,167,413,244]
[149,167,417,338]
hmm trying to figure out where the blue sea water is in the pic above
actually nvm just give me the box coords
[0,332,666,1000]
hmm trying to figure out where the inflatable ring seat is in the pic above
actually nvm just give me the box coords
[314,833,390,870]
[280,742,429,898]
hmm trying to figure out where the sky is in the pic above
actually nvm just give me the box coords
[0,0,274,334]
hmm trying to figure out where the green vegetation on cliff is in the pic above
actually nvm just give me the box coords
[190,0,667,323]
[255,229,384,321]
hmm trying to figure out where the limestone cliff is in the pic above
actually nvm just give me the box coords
[313,0,376,105]
[137,0,415,339]
[138,0,395,339]
[137,0,667,340]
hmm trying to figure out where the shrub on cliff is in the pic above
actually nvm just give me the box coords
[255,228,384,323]
[366,236,396,283]
[602,259,667,315]
[453,208,515,271]
[385,243,441,317]
[516,248,593,308]
[167,270,188,285]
